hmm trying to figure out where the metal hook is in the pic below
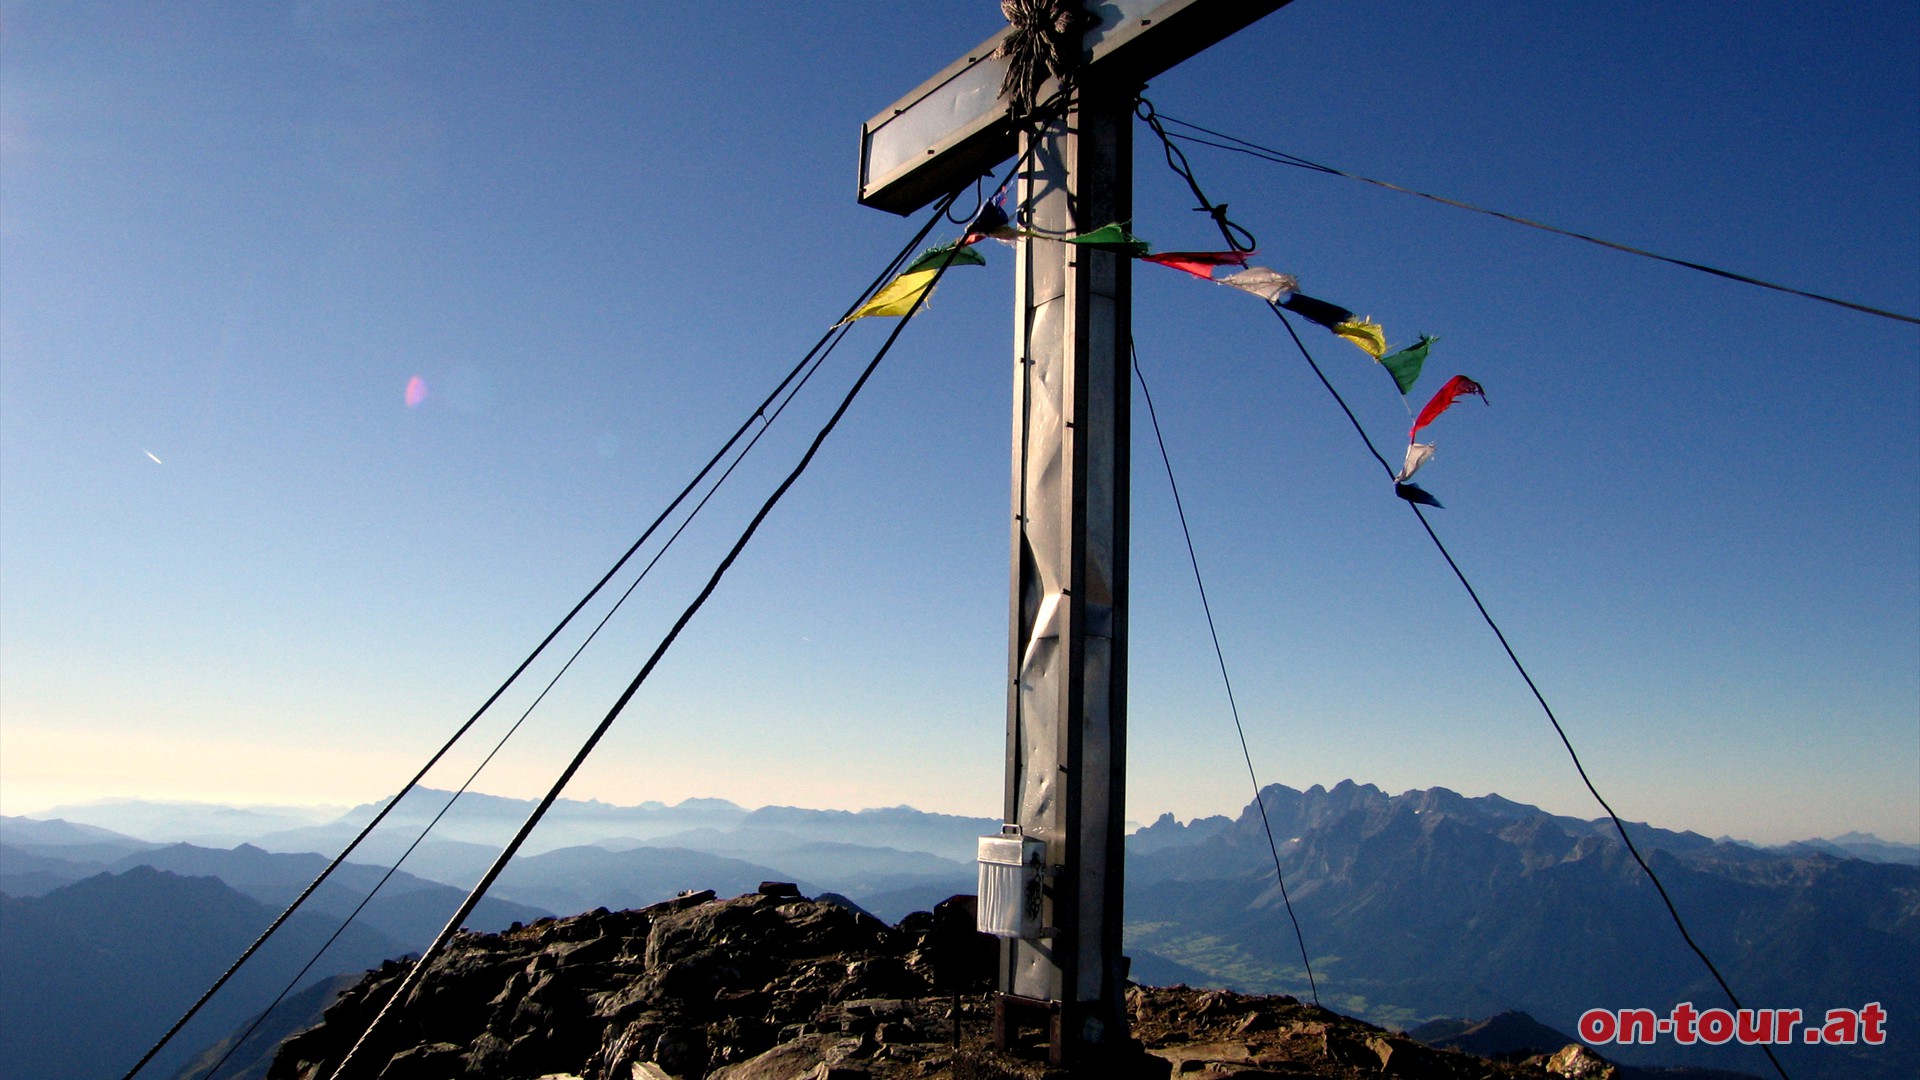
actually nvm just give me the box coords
[946,176,987,225]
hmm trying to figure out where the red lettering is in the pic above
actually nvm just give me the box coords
[1571,1003,1872,1048]
[1697,1008,1735,1045]
[1774,1008,1802,1044]
[1821,1008,1859,1045]
[1578,1009,1617,1044]
[1671,1002,1699,1044]
[1618,1008,1657,1044]
[1860,1002,1886,1045]
[1736,1008,1772,1044]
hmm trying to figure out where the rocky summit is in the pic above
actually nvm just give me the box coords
[264,886,1626,1080]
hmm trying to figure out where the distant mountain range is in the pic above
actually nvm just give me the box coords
[25,799,346,849]
[3,783,1913,1080]
[25,786,1916,867]
[1761,831,1920,865]
[1124,781,1917,1080]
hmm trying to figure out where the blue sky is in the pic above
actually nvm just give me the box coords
[3,1,1915,845]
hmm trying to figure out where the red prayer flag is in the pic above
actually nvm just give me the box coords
[1140,250,1255,280]
[1409,375,1486,442]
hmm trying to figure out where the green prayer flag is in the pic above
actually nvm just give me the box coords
[1379,334,1439,395]
[1067,223,1151,257]
[904,241,987,274]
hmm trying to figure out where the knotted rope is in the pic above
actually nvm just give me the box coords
[995,0,1095,119]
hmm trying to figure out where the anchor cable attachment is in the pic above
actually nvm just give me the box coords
[1137,97,1257,253]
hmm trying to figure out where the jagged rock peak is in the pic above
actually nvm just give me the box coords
[263,888,1619,1080]
[267,889,982,1080]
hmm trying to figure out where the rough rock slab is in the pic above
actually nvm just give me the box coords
[705,1032,863,1080]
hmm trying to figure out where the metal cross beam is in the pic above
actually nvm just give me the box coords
[859,0,1292,216]
[995,79,1135,1060]
[856,1,1294,1067]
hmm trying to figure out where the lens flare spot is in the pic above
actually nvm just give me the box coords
[404,376,429,408]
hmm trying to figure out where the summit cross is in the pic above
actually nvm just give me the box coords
[856,2,1295,1067]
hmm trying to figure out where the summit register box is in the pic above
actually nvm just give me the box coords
[976,830,1046,939]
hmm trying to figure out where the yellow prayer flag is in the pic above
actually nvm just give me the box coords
[1333,318,1387,358]
[843,268,939,322]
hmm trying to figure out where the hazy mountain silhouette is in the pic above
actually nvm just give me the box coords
[2,815,159,871]
[2,816,161,895]
[1770,833,1920,866]
[606,834,974,921]
[97,842,549,943]
[0,868,403,1080]
[24,801,341,847]
[486,844,813,915]
[247,788,753,858]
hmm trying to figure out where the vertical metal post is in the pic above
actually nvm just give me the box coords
[1002,80,1132,1062]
